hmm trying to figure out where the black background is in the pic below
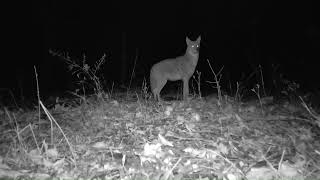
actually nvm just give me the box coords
[2,0,319,100]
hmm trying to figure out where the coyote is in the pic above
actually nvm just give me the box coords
[150,36,201,101]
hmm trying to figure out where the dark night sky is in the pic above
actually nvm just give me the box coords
[2,0,320,99]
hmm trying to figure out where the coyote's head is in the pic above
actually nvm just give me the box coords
[186,36,201,57]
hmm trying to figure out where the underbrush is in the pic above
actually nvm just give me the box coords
[0,52,319,180]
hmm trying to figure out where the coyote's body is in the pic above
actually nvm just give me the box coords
[150,36,201,100]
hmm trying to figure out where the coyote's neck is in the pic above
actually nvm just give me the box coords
[185,51,199,67]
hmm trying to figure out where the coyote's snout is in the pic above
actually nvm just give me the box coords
[150,36,201,101]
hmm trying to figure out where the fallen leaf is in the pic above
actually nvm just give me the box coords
[158,134,173,147]
[92,141,108,149]
[246,167,275,180]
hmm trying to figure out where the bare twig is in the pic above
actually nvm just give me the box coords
[206,59,224,106]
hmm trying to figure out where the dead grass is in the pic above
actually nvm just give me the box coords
[1,52,319,179]
[0,91,319,180]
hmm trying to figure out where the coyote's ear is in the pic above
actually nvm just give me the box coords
[186,37,191,45]
[196,36,201,43]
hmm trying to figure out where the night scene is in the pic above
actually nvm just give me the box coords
[0,0,319,179]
